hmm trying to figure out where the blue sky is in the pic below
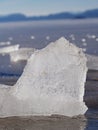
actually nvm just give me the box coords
[0,0,98,16]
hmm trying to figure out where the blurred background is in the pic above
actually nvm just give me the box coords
[0,0,98,84]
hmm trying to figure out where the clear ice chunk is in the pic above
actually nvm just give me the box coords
[0,37,88,117]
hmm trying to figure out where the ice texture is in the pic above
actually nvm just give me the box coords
[0,37,88,117]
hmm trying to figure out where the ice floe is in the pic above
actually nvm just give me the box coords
[0,37,88,117]
[0,44,19,54]
[9,48,36,62]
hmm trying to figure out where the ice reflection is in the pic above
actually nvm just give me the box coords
[0,116,86,130]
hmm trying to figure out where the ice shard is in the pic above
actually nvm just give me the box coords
[0,37,88,117]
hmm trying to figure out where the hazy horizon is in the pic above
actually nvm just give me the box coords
[0,0,98,16]
[0,8,98,17]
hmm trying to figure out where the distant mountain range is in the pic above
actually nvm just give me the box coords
[0,8,98,22]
